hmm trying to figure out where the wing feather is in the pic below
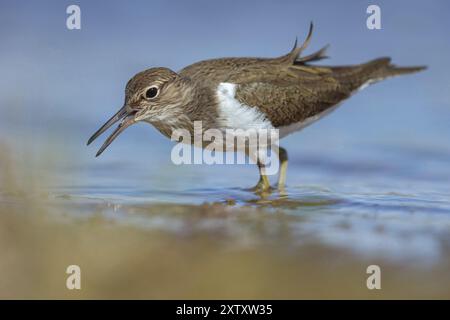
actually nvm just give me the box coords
[233,77,350,128]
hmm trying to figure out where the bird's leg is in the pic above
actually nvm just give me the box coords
[277,146,288,189]
[253,160,271,192]
[247,144,272,193]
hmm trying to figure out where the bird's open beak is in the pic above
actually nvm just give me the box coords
[87,106,137,157]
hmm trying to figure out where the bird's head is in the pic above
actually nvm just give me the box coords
[87,67,193,156]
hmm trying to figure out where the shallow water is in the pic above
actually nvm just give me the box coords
[3,132,449,297]
[53,184,450,262]
[1,108,450,298]
[55,164,450,263]
[2,127,450,298]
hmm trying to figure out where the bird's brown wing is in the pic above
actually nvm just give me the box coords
[181,21,424,129]
[228,56,425,128]
[228,65,353,128]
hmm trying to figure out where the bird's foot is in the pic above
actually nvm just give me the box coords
[249,176,273,194]
[276,183,288,197]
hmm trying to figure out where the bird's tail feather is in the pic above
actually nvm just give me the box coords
[280,23,426,86]
[366,57,426,81]
[333,57,426,90]
[281,22,330,65]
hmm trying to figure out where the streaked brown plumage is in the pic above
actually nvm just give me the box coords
[87,23,425,191]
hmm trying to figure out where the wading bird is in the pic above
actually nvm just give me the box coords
[87,24,425,191]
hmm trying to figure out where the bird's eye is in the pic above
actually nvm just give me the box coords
[145,86,158,99]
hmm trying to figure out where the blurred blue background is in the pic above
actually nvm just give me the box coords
[0,0,449,194]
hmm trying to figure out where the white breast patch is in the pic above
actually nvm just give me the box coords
[216,83,274,131]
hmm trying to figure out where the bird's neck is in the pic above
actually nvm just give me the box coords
[184,82,220,130]
[151,80,220,140]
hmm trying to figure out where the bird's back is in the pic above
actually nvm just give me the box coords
[179,24,425,133]
[179,56,275,85]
